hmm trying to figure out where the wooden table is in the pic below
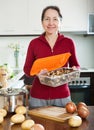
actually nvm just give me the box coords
[1,106,94,130]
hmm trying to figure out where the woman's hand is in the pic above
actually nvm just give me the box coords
[37,69,48,77]
[72,66,80,70]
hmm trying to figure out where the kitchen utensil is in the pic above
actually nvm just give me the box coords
[0,87,28,112]
[38,67,80,87]
[28,106,77,122]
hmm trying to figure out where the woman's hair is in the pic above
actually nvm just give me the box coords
[41,5,63,21]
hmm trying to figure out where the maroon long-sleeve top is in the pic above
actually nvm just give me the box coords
[23,33,80,99]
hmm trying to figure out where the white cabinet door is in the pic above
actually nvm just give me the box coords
[28,0,88,33]
[87,0,94,13]
[48,0,88,31]
[28,0,50,34]
[0,0,28,35]
[63,0,87,31]
[0,0,88,35]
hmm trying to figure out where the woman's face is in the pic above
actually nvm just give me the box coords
[42,9,61,35]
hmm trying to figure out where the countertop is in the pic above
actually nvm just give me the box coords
[8,70,24,88]
[1,106,94,130]
[80,68,94,72]
[9,68,94,87]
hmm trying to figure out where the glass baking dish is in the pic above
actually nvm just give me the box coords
[38,67,80,87]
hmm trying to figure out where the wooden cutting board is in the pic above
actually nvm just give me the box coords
[28,106,77,122]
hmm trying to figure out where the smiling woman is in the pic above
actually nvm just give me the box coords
[23,5,80,109]
[41,6,62,49]
[42,8,61,34]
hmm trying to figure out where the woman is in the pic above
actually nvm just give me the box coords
[23,5,80,108]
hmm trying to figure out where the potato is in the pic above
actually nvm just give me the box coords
[0,115,4,124]
[11,114,25,124]
[68,115,82,127]
[0,108,7,117]
[15,106,27,115]
[21,119,35,130]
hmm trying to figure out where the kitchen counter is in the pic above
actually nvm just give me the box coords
[8,70,24,88]
[1,106,94,130]
[80,68,94,72]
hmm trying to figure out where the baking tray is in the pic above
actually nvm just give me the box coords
[38,67,80,87]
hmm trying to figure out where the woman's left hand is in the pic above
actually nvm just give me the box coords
[37,69,48,77]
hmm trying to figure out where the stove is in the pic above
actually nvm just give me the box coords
[69,74,91,105]
[69,77,90,88]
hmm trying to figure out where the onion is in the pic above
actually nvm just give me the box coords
[31,124,45,130]
[65,101,77,113]
[77,106,89,119]
[77,102,87,109]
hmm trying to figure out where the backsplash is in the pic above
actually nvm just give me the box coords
[0,33,94,70]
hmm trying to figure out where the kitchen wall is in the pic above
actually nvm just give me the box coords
[0,34,94,70]
[63,33,94,68]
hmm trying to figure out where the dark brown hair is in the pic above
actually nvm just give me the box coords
[41,5,63,21]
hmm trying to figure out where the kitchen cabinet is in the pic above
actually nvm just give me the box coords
[27,0,49,34]
[87,0,94,34]
[87,13,94,34]
[0,0,28,35]
[62,0,87,32]
[28,0,88,34]
[0,0,89,35]
[87,0,94,13]
[51,0,88,32]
